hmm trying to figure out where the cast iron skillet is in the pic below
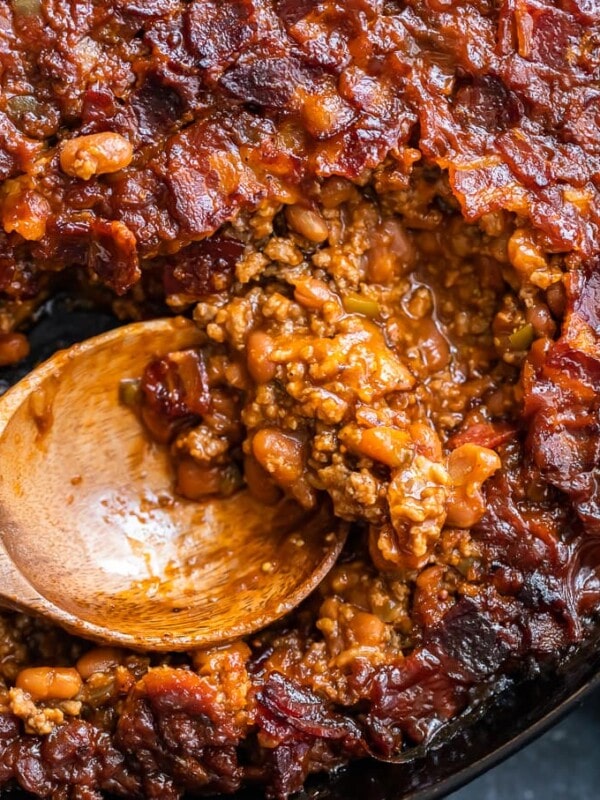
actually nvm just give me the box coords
[2,295,599,800]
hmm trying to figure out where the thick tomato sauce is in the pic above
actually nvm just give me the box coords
[0,2,599,799]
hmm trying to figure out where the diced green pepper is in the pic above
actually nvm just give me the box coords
[508,323,534,351]
[343,292,380,318]
[455,557,476,578]
[219,464,243,497]
[119,378,142,407]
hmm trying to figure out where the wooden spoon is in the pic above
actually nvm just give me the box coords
[0,318,347,651]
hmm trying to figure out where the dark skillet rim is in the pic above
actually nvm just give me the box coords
[301,626,600,800]
[409,661,600,799]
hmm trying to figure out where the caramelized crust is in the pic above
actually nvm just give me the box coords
[0,3,599,800]
[0,0,598,298]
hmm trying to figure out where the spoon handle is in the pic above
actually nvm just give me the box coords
[0,512,66,621]
[0,538,39,613]
[0,537,95,641]
[0,381,42,612]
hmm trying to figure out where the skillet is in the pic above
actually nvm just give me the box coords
[1,294,599,800]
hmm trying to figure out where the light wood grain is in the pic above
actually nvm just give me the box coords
[0,317,347,650]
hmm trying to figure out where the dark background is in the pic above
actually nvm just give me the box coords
[449,686,600,799]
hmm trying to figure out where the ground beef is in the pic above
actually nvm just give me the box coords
[0,2,599,800]
[0,0,598,304]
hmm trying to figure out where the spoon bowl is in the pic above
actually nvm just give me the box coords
[0,318,347,650]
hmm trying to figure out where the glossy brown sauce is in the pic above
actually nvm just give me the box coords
[0,1,599,799]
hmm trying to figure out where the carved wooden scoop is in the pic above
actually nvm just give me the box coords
[0,318,347,651]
